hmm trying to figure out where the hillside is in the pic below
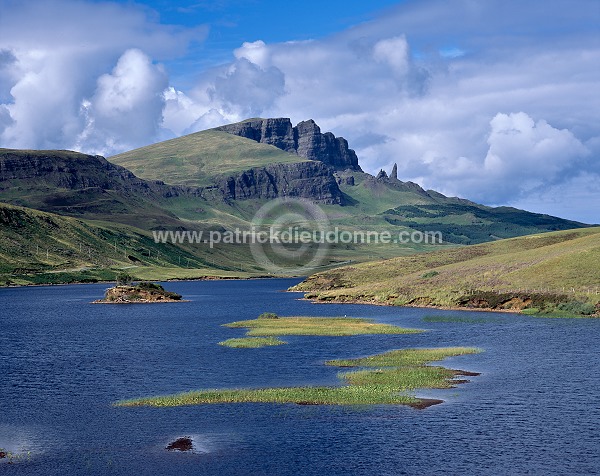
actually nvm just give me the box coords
[110,129,311,187]
[292,227,600,314]
[326,172,587,244]
[110,129,344,205]
[0,203,212,286]
[0,148,189,229]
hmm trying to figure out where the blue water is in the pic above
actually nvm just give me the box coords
[0,279,598,475]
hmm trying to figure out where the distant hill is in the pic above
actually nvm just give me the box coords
[324,171,588,244]
[109,118,588,243]
[110,128,344,204]
[292,227,600,314]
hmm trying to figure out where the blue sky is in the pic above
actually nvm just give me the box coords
[0,0,598,222]
[114,0,408,86]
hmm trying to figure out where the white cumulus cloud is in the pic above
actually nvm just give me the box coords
[484,112,588,179]
[373,36,410,76]
[75,49,168,155]
[0,0,205,152]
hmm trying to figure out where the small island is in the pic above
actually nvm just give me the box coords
[94,274,184,304]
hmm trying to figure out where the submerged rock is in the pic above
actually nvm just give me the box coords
[410,398,444,410]
[166,437,193,452]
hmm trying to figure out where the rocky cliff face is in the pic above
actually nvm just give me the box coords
[217,118,296,153]
[216,118,362,172]
[0,149,200,229]
[216,161,344,204]
[0,149,161,194]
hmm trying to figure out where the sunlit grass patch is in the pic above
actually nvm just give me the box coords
[327,347,482,368]
[223,316,422,336]
[115,385,420,407]
[218,337,287,348]
[292,228,600,311]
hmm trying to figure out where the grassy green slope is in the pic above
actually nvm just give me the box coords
[0,203,260,286]
[379,202,589,244]
[328,173,589,244]
[109,134,458,262]
[110,130,309,187]
[293,227,600,312]
[110,130,591,276]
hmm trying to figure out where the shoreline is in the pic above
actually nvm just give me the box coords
[4,278,597,317]
[0,278,555,316]
[0,274,297,289]
[298,296,523,314]
[92,299,191,304]
[298,295,599,317]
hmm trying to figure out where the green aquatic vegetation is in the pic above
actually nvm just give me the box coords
[257,312,279,320]
[522,300,598,318]
[218,337,287,348]
[339,366,460,389]
[224,316,422,336]
[115,386,421,407]
[326,347,481,368]
[115,347,481,408]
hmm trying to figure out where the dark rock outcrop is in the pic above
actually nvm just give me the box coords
[294,120,361,171]
[216,118,362,172]
[216,118,296,152]
[391,163,398,181]
[376,169,388,180]
[336,175,354,186]
[216,161,344,204]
